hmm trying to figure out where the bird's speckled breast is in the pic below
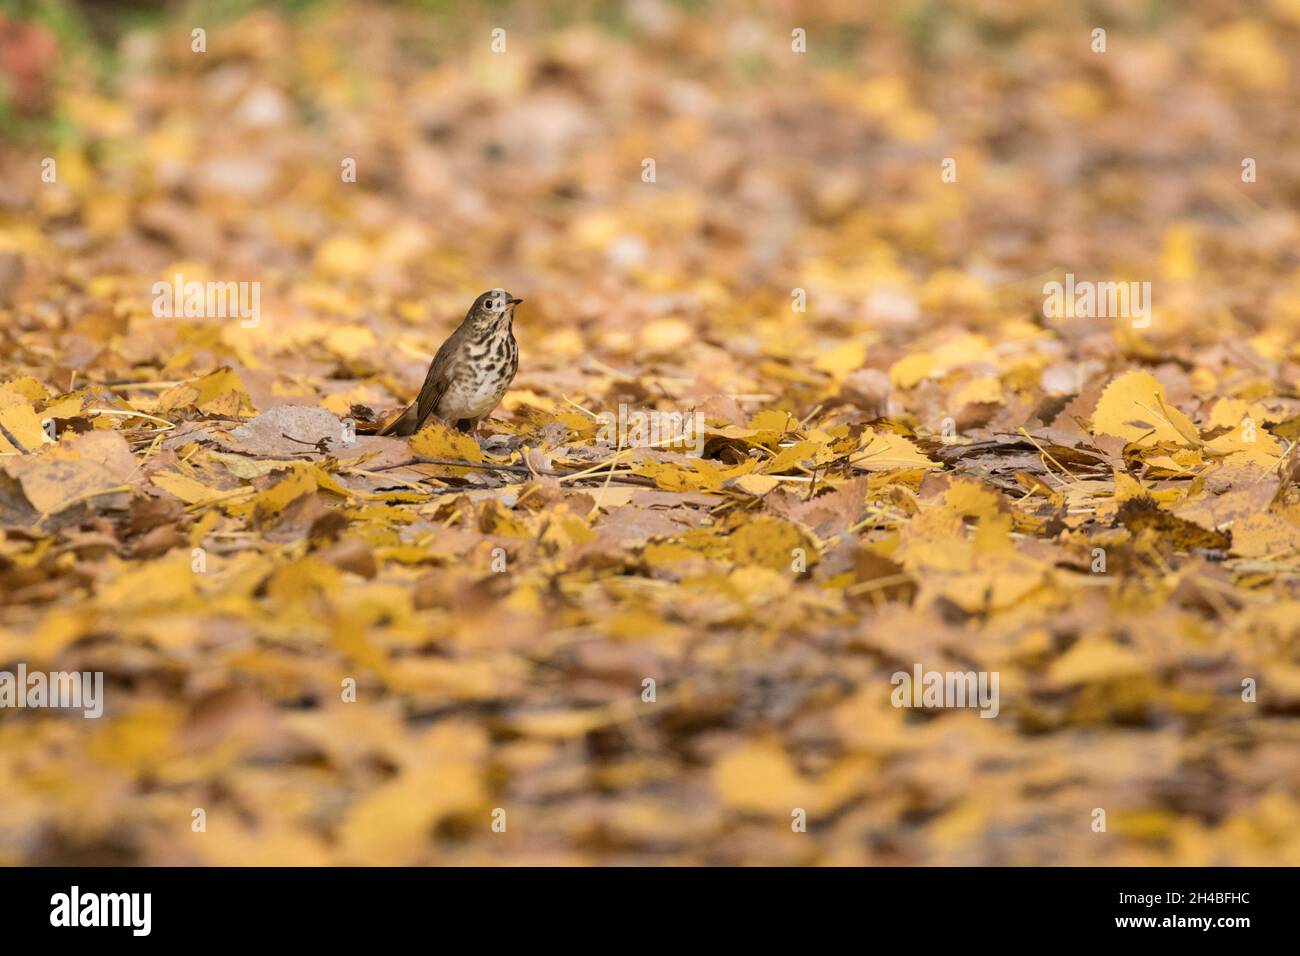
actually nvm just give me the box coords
[439,328,518,420]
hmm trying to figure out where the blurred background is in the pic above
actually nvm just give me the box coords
[5,0,1299,390]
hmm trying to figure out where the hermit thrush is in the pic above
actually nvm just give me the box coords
[381,289,521,436]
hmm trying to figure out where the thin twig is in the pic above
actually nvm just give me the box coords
[89,408,176,429]
[106,381,184,391]
[0,421,29,454]
[1017,427,1078,485]
[371,456,535,474]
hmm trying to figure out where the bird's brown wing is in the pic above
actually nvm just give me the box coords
[380,324,468,437]
[412,333,469,430]
[380,364,450,437]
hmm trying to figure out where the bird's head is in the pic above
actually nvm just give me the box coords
[466,288,522,332]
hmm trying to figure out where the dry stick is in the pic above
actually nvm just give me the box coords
[562,396,599,418]
[106,381,184,391]
[183,487,256,511]
[1016,426,1078,486]
[845,573,915,596]
[0,421,28,454]
[511,477,554,510]
[223,451,317,461]
[372,423,823,494]
[555,429,701,483]
[342,466,430,494]
[820,503,902,553]
[89,408,176,430]
[569,472,655,488]
[589,432,626,518]
[797,405,822,429]
[371,456,536,474]
[583,358,637,382]
[1136,395,1203,448]
[1253,438,1298,485]
[281,433,331,450]
[384,454,643,483]
[558,454,636,483]
[369,454,655,495]
[35,484,134,529]
[845,448,926,469]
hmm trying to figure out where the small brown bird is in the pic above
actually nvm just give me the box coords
[381,289,521,437]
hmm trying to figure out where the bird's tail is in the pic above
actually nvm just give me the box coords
[378,402,420,436]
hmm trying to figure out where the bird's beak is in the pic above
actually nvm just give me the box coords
[508,297,523,306]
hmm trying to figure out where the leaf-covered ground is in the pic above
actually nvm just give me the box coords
[1,2,1299,865]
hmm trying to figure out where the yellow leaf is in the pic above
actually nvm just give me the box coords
[258,465,323,513]
[1049,639,1146,686]
[631,457,756,492]
[86,705,181,771]
[409,423,484,463]
[338,765,474,864]
[158,367,255,418]
[713,739,812,816]
[1230,513,1300,559]
[1091,370,1199,447]
[1199,19,1288,91]
[639,318,695,353]
[813,340,867,377]
[152,471,223,504]
[726,474,782,497]
[225,463,320,519]
[4,431,133,512]
[0,402,51,453]
[38,395,89,420]
[931,334,992,370]
[314,235,371,278]
[746,409,795,434]
[1,377,50,402]
[951,376,1004,407]
[1160,224,1198,281]
[337,722,487,864]
[478,498,531,537]
[728,515,811,571]
[1114,469,1146,502]
[1206,398,1250,431]
[854,429,938,471]
[890,352,934,389]
[764,439,831,474]
[96,556,198,611]
[325,325,377,358]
